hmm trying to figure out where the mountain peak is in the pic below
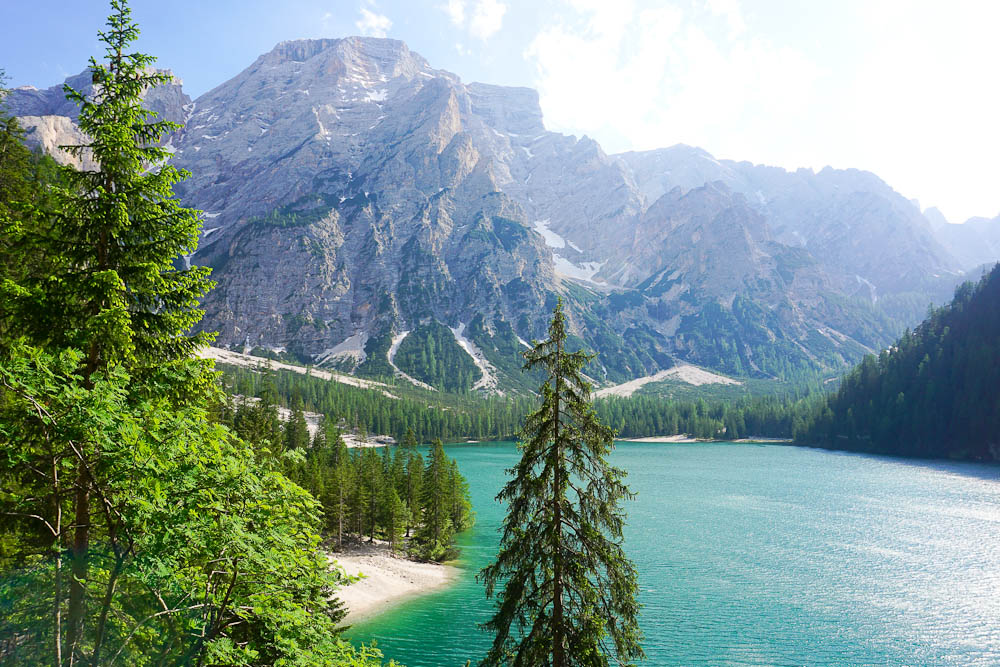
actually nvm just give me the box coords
[466,82,544,136]
[260,37,431,76]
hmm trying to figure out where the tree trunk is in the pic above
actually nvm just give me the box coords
[52,455,63,667]
[66,461,90,663]
[551,334,565,667]
[90,553,124,666]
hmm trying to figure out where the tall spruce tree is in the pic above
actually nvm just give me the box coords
[404,449,424,538]
[0,3,390,665]
[479,298,644,667]
[43,5,212,652]
[414,439,457,561]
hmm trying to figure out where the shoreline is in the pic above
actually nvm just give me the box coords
[330,539,457,626]
[620,435,793,444]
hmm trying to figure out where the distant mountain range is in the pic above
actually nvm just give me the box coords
[9,36,998,391]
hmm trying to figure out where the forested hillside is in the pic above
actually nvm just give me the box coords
[394,321,482,392]
[221,359,810,444]
[796,264,1000,460]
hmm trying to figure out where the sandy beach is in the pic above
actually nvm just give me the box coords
[620,434,700,443]
[620,435,792,444]
[331,539,457,625]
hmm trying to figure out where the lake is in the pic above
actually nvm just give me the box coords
[347,441,1000,666]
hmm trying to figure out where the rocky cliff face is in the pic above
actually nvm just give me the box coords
[8,68,190,126]
[12,37,988,388]
[618,146,963,296]
[172,37,561,377]
[16,115,96,170]
[8,68,190,168]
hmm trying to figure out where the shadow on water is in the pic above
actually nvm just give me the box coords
[794,442,1000,482]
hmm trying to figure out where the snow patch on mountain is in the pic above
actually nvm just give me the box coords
[533,219,567,249]
[317,332,368,365]
[387,331,437,391]
[554,256,606,284]
[450,323,500,393]
[594,365,742,398]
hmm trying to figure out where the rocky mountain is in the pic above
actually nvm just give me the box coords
[7,68,190,167]
[926,211,1000,272]
[618,146,963,297]
[10,37,990,391]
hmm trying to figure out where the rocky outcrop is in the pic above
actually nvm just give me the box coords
[17,115,96,170]
[7,68,190,127]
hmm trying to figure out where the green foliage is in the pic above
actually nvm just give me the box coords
[0,4,393,665]
[218,350,818,447]
[796,264,1000,460]
[594,393,806,440]
[411,440,465,561]
[466,314,547,394]
[479,299,644,667]
[220,361,535,443]
[225,392,475,563]
[394,321,482,392]
[250,203,332,228]
[356,332,395,379]
[396,239,450,323]
[0,344,381,666]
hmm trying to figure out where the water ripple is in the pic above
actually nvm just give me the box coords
[349,442,1000,666]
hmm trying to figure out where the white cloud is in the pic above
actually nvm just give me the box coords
[444,0,465,26]
[522,0,1000,221]
[469,0,507,40]
[442,0,507,41]
[834,0,1000,221]
[525,1,817,160]
[704,0,745,37]
[356,7,392,37]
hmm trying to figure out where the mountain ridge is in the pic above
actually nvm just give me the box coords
[9,36,992,392]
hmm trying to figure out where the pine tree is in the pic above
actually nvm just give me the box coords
[447,458,473,532]
[8,3,213,655]
[414,439,456,561]
[382,486,407,554]
[390,444,407,498]
[284,402,310,450]
[404,449,424,538]
[360,447,381,542]
[330,434,352,548]
[479,298,644,667]
[0,5,388,664]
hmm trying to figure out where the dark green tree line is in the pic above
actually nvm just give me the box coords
[796,264,1000,460]
[219,398,474,562]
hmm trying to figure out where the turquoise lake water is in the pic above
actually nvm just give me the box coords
[347,441,1000,666]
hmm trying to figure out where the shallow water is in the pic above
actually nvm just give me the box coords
[348,441,1000,666]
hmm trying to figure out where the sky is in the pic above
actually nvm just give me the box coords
[3,0,998,223]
